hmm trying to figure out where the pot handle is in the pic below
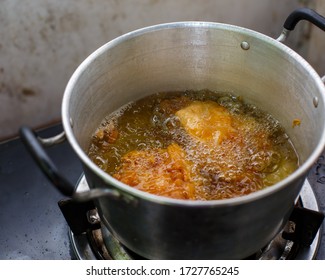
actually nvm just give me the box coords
[19,126,122,202]
[20,125,75,197]
[277,7,325,42]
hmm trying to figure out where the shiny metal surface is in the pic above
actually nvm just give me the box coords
[70,176,321,260]
[60,22,325,259]
[72,188,121,202]
[276,28,291,42]
[38,131,66,147]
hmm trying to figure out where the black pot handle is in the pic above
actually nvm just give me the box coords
[284,7,325,31]
[19,126,126,203]
[19,126,75,197]
[278,8,325,43]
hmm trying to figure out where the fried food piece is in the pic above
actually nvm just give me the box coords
[113,143,197,199]
[175,101,236,144]
[93,120,119,144]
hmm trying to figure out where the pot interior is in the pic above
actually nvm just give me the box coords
[63,22,325,177]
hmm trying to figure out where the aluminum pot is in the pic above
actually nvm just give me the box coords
[21,8,325,259]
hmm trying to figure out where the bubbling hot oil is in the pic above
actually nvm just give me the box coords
[88,90,299,200]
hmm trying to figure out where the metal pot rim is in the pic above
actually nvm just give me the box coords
[61,21,325,206]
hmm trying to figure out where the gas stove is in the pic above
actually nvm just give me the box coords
[68,176,323,260]
[1,124,325,260]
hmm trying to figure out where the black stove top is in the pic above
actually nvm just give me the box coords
[1,123,325,260]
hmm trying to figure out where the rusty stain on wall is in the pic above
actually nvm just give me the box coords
[21,88,36,97]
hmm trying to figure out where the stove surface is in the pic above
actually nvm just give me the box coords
[1,124,325,260]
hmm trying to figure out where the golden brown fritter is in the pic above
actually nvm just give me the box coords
[113,143,197,199]
[175,100,236,144]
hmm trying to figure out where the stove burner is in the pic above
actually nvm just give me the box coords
[66,176,323,260]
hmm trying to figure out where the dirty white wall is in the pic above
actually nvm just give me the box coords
[0,0,322,140]
[307,0,325,76]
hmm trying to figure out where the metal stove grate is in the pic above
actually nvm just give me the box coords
[67,176,323,260]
